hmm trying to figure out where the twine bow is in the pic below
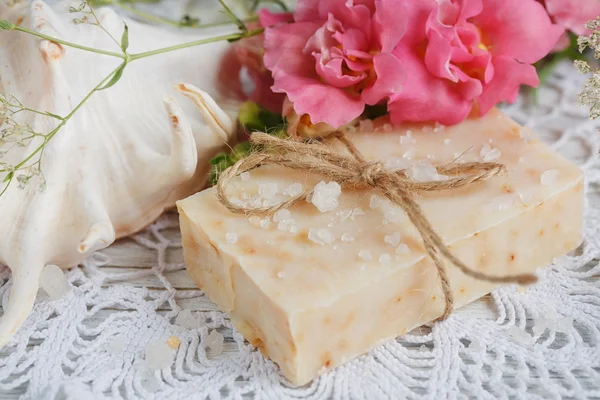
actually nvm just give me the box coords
[217,132,537,320]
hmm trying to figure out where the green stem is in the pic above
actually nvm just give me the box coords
[113,2,186,27]
[129,28,264,60]
[13,63,125,170]
[12,25,125,59]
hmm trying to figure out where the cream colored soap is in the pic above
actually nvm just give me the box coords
[177,109,584,385]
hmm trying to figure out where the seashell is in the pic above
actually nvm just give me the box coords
[0,0,237,345]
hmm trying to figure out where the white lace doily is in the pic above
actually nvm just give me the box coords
[0,62,599,400]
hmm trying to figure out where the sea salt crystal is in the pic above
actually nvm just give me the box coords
[311,181,342,212]
[396,244,410,255]
[402,149,415,159]
[509,326,535,346]
[541,169,559,186]
[278,219,296,232]
[290,226,298,233]
[485,194,516,212]
[273,209,291,222]
[248,216,261,227]
[400,130,415,144]
[444,138,451,145]
[277,271,286,278]
[468,339,484,352]
[433,123,446,133]
[108,334,127,355]
[520,128,536,142]
[370,194,384,210]
[175,309,197,329]
[240,172,250,181]
[419,345,429,352]
[407,160,448,182]
[140,371,161,393]
[341,233,355,242]
[40,264,71,300]
[338,209,352,222]
[384,157,412,171]
[379,253,392,264]
[206,330,224,355]
[285,183,304,197]
[518,157,525,164]
[480,144,501,162]
[308,228,335,245]
[351,208,365,219]
[144,340,174,370]
[225,232,238,244]
[384,232,401,247]
[383,123,393,132]
[260,218,271,229]
[358,250,373,261]
[259,182,278,199]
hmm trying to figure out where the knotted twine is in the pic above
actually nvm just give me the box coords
[216,132,537,320]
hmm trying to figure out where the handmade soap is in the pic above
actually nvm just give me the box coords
[177,109,583,385]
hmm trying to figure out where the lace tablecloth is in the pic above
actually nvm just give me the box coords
[0,62,599,400]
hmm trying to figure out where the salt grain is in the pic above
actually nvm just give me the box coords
[206,330,224,355]
[140,371,161,393]
[108,334,127,355]
[277,219,296,232]
[384,232,401,247]
[285,183,304,197]
[509,326,535,346]
[248,216,261,227]
[358,250,373,261]
[144,340,174,370]
[175,309,197,329]
[402,149,415,159]
[240,172,251,181]
[480,144,501,162]
[352,208,365,219]
[311,181,342,212]
[259,182,278,199]
[383,123,393,132]
[520,128,536,142]
[468,339,484,352]
[407,160,448,182]
[396,244,410,255]
[338,209,352,222]
[400,130,415,144]
[225,232,238,244]
[308,228,335,245]
[541,169,559,186]
[40,264,71,300]
[341,233,355,242]
[277,271,285,278]
[273,209,291,222]
[379,253,392,264]
[384,157,412,171]
[370,194,384,209]
[260,217,271,229]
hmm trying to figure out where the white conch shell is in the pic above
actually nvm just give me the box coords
[0,0,238,345]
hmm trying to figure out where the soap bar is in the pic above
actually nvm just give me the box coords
[177,109,583,385]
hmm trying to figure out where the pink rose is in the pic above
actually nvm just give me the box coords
[387,0,564,125]
[262,0,408,128]
[542,0,600,35]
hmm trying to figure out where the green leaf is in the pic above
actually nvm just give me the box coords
[3,171,13,183]
[238,101,285,133]
[98,63,127,90]
[0,20,14,30]
[121,23,129,53]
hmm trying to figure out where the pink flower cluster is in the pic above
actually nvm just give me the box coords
[259,0,565,128]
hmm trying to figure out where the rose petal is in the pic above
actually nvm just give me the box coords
[314,54,365,88]
[258,9,293,27]
[545,0,600,35]
[294,0,321,21]
[374,0,409,52]
[264,21,323,77]
[361,53,406,105]
[388,47,474,125]
[477,56,539,115]
[276,75,365,127]
[474,0,564,63]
